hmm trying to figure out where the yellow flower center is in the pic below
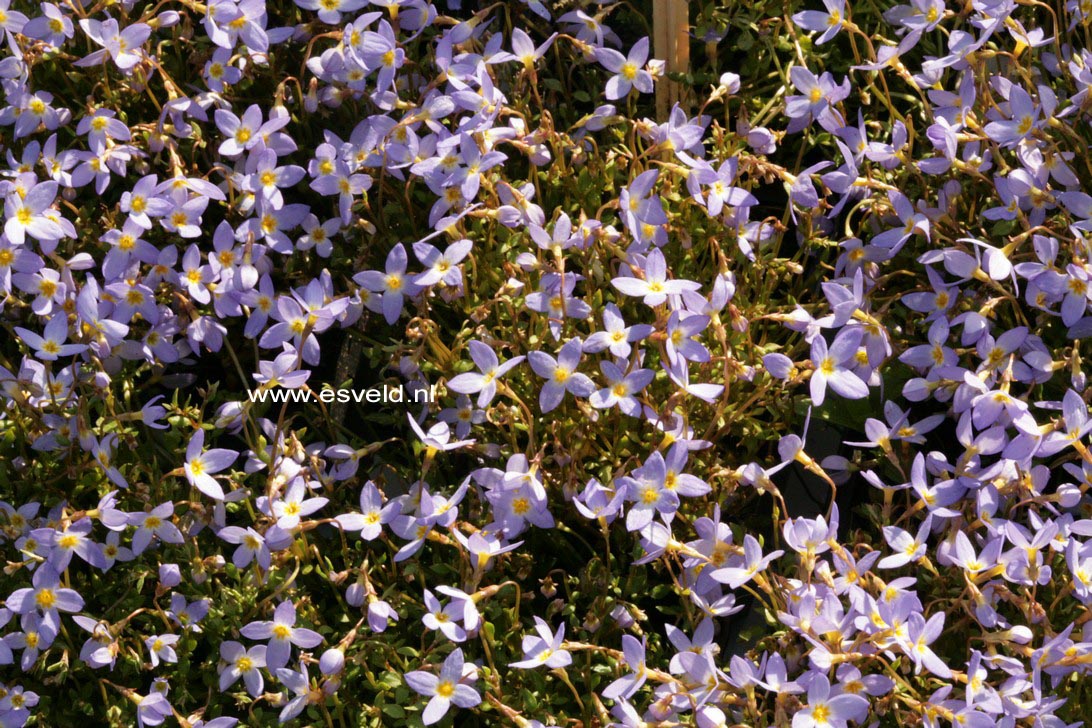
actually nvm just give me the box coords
[36,588,56,609]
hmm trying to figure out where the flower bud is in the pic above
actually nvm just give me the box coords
[346,582,364,607]
[319,648,345,676]
[719,72,741,95]
[159,563,182,589]
[155,11,180,27]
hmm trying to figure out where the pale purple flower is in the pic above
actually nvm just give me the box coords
[877,515,934,569]
[218,526,271,570]
[601,635,648,700]
[144,634,180,668]
[509,617,571,669]
[611,249,701,306]
[407,413,476,452]
[809,328,869,406]
[422,589,467,642]
[274,662,315,723]
[219,641,266,697]
[298,0,366,24]
[792,674,869,728]
[710,534,783,588]
[792,0,847,44]
[620,451,680,531]
[589,361,654,416]
[335,481,398,540]
[4,180,61,246]
[270,479,328,530]
[353,243,421,325]
[583,303,653,358]
[184,430,238,500]
[403,649,481,726]
[14,315,85,361]
[414,238,472,287]
[23,4,73,47]
[1040,389,1092,455]
[597,37,654,99]
[76,18,150,71]
[447,340,525,407]
[240,601,323,671]
[903,612,952,678]
[7,564,84,623]
[368,599,398,633]
[129,503,184,555]
[527,338,596,412]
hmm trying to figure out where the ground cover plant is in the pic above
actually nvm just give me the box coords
[2,0,1092,725]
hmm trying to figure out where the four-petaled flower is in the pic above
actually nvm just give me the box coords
[404,648,481,726]
[184,430,238,501]
[239,601,323,671]
[447,340,525,407]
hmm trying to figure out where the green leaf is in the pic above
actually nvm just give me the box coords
[381,704,406,719]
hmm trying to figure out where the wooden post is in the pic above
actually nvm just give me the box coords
[653,0,690,121]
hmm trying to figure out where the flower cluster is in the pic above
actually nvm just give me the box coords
[1,0,1092,725]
